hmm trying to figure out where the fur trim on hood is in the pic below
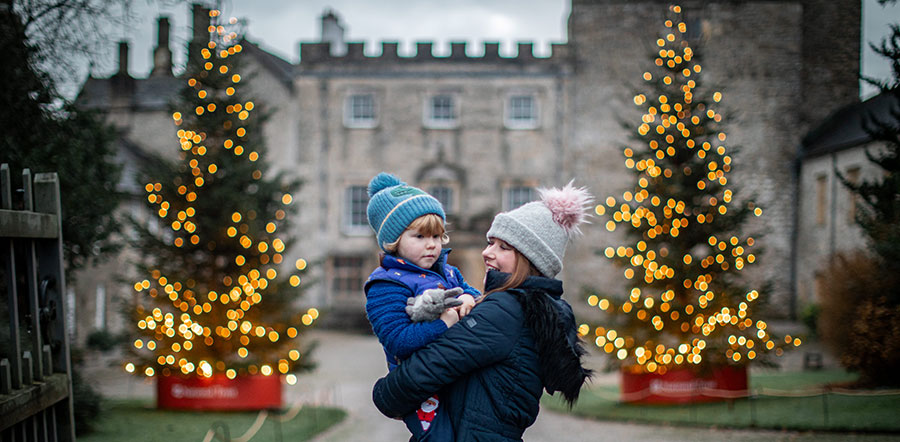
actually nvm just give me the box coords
[485,270,592,405]
[518,288,593,405]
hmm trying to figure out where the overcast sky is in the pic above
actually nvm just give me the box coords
[88,0,897,99]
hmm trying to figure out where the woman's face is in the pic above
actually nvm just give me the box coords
[482,237,517,273]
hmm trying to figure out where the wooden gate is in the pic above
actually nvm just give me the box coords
[0,164,75,440]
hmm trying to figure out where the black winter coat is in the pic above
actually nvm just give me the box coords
[372,271,591,441]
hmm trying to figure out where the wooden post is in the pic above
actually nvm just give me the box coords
[22,169,45,384]
[1,164,23,391]
[0,358,10,394]
[0,166,74,440]
[33,172,74,441]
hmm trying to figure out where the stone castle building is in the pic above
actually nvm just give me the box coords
[74,0,861,342]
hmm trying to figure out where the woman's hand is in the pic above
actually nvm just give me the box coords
[455,294,476,318]
[440,307,460,328]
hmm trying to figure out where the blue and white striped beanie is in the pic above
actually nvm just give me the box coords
[366,173,445,252]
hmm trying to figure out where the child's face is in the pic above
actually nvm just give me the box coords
[482,237,517,273]
[396,228,443,269]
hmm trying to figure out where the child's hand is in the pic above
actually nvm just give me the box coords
[455,294,476,318]
[440,307,460,328]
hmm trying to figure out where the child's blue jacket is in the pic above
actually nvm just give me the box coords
[364,248,480,371]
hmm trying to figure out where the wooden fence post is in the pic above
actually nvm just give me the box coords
[1,164,23,391]
[33,172,75,441]
[0,165,75,441]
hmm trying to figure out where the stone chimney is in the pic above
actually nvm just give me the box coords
[320,9,346,56]
[150,17,173,77]
[188,3,211,62]
[112,40,135,106]
[117,41,129,76]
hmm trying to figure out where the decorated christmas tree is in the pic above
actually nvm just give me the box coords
[124,9,316,385]
[584,5,798,376]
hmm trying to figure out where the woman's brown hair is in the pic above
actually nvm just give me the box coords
[485,248,540,296]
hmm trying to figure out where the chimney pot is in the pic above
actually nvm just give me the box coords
[151,17,173,76]
[118,41,129,76]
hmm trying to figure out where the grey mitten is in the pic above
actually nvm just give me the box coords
[405,287,465,322]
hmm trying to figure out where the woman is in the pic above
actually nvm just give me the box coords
[372,182,594,441]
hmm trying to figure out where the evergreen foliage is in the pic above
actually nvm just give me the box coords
[822,11,900,387]
[586,5,795,374]
[0,1,122,274]
[846,22,900,291]
[125,10,316,380]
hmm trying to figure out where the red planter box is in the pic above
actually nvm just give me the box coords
[157,373,282,410]
[620,365,748,404]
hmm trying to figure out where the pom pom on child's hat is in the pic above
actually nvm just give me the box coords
[366,172,446,252]
[486,181,592,278]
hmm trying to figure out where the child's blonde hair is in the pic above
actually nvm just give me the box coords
[383,214,450,253]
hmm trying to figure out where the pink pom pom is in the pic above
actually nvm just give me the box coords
[539,181,593,236]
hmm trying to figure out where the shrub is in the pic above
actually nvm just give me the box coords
[86,329,119,352]
[800,303,820,339]
[71,366,102,435]
[818,252,900,387]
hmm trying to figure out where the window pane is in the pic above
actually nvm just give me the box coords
[352,95,375,120]
[332,256,365,300]
[506,187,535,210]
[509,95,535,121]
[429,186,454,214]
[347,186,369,228]
[431,95,455,121]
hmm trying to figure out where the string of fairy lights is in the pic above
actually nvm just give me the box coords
[581,5,800,374]
[126,9,316,383]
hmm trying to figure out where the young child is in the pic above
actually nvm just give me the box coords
[363,172,479,440]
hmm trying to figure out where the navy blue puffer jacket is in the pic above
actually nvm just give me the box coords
[372,271,591,441]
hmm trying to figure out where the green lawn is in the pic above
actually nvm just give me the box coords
[78,400,346,442]
[545,370,900,432]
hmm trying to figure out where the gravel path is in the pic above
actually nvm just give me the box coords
[83,329,898,441]
[298,331,898,442]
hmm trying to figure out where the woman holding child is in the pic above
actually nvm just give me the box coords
[369,173,594,441]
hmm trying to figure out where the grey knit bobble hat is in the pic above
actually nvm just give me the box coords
[486,182,593,278]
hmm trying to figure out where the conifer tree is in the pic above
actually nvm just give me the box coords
[845,20,900,288]
[821,7,900,386]
[1,1,122,274]
[585,5,796,374]
[125,9,316,382]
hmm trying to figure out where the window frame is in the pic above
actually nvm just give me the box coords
[343,185,371,235]
[330,255,366,302]
[815,174,827,226]
[503,185,536,211]
[844,166,861,223]
[424,93,460,129]
[427,184,457,215]
[504,93,540,130]
[343,92,378,129]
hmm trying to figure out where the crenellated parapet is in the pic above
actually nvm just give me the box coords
[298,40,571,65]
